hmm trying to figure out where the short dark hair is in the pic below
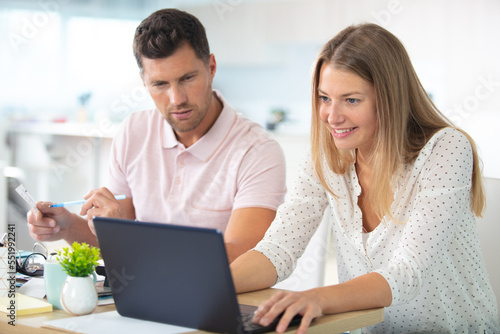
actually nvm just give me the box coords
[133,8,210,73]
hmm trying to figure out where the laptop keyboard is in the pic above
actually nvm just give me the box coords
[241,312,269,331]
[240,307,303,333]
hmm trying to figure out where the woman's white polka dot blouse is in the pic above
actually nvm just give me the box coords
[254,128,500,333]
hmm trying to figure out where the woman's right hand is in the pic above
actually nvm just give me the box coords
[27,202,74,242]
[253,290,323,334]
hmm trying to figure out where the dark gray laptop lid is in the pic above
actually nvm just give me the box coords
[93,216,244,333]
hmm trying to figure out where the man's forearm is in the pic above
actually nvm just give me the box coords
[63,213,99,247]
[231,250,278,293]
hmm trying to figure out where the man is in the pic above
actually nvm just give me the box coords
[27,9,286,263]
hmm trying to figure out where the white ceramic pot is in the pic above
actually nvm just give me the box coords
[60,275,98,315]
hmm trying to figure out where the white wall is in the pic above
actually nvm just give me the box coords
[2,0,499,137]
[476,177,500,320]
[188,0,500,175]
[191,0,500,118]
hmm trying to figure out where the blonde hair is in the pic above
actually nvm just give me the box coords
[311,23,485,219]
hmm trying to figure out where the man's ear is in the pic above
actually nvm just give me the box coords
[208,54,216,81]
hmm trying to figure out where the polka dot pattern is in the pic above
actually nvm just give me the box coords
[254,128,500,333]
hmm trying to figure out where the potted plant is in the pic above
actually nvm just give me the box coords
[57,242,100,315]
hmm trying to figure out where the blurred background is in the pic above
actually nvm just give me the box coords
[0,0,499,248]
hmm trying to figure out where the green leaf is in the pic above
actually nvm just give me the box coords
[56,242,100,277]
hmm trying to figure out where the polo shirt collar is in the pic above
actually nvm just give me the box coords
[162,121,179,149]
[161,90,236,161]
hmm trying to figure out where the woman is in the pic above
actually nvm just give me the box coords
[230,23,500,333]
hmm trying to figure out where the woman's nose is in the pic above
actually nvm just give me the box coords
[326,102,343,124]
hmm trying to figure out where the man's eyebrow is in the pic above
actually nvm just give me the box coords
[148,70,199,84]
[149,79,167,84]
[181,70,198,78]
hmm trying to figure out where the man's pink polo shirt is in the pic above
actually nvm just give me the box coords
[107,91,287,232]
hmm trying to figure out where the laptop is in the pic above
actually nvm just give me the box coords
[93,217,301,334]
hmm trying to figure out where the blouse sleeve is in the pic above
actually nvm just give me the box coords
[253,155,330,282]
[374,129,476,305]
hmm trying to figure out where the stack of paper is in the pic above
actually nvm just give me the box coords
[0,293,53,316]
[44,311,192,334]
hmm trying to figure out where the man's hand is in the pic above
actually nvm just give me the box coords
[27,202,76,242]
[80,187,129,235]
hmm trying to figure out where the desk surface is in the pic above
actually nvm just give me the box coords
[0,289,383,334]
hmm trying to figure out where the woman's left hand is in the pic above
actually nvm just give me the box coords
[253,290,323,334]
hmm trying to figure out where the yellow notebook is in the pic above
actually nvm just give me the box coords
[0,293,53,316]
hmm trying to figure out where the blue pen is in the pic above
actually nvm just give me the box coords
[50,195,126,207]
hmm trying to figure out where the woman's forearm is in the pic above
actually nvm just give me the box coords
[307,272,392,314]
[232,250,392,317]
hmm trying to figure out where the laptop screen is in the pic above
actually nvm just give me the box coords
[93,216,244,333]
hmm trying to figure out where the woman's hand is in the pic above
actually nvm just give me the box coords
[253,290,323,334]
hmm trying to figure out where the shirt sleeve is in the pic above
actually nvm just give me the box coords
[374,129,475,305]
[253,155,329,282]
[231,135,287,211]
